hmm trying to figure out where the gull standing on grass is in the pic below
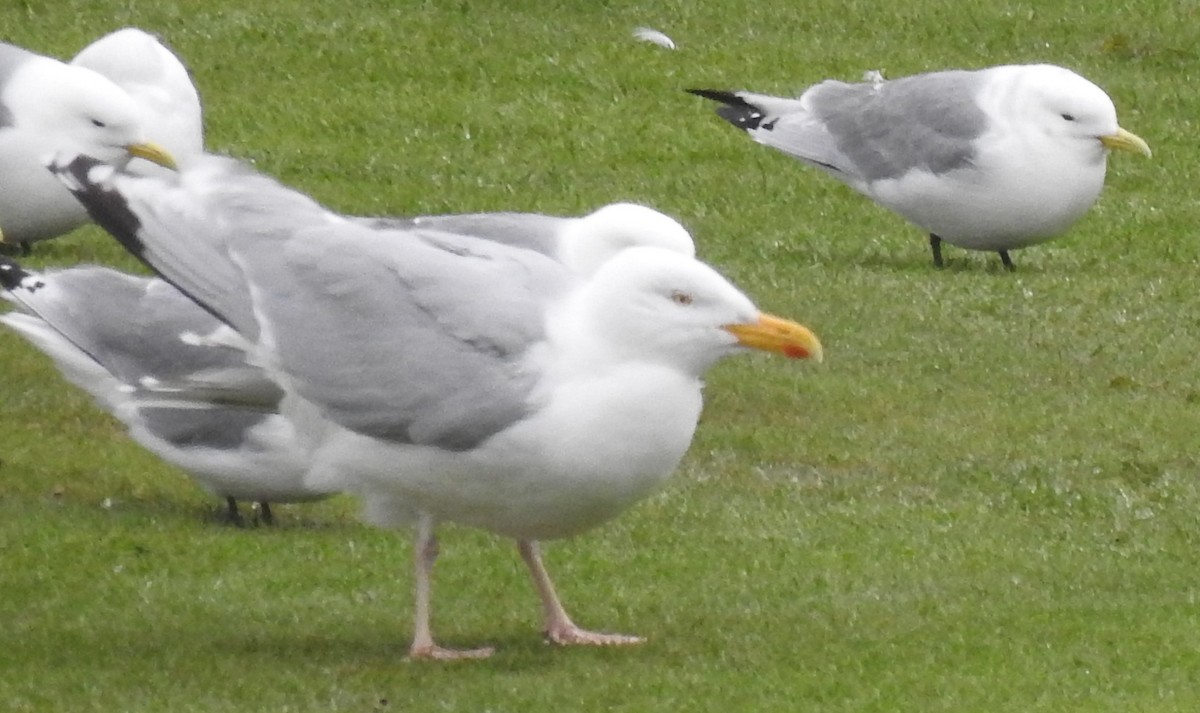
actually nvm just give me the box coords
[51,152,823,661]
[689,64,1151,270]
[0,260,329,526]
[0,38,177,254]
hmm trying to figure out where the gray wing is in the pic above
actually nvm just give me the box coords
[51,154,329,343]
[55,152,574,451]
[0,259,279,406]
[354,212,567,257]
[235,223,573,451]
[765,71,988,183]
[0,43,36,128]
[136,404,272,451]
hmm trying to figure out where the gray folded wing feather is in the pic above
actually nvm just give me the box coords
[749,71,988,184]
[354,212,566,257]
[232,223,572,451]
[1,263,280,406]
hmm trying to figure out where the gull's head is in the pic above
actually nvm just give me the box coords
[10,58,176,169]
[558,203,696,276]
[1019,64,1151,159]
[573,246,822,375]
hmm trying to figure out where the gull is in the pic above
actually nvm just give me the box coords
[689,64,1152,269]
[52,152,824,660]
[0,39,176,254]
[0,258,331,525]
[71,28,204,176]
[357,201,696,274]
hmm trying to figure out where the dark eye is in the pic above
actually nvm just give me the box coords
[91,118,106,128]
[671,290,693,306]
[1061,113,1076,122]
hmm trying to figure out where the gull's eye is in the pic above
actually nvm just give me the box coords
[91,118,106,128]
[1060,113,1076,122]
[671,290,693,306]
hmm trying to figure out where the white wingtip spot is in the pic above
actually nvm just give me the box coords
[87,163,117,185]
[632,27,676,50]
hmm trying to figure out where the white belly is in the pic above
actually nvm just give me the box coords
[310,364,704,540]
[867,133,1110,251]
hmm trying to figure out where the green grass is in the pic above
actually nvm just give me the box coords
[2,0,1199,710]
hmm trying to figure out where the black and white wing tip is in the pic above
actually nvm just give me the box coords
[685,89,770,131]
[45,153,148,261]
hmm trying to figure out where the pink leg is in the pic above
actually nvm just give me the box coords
[517,539,644,647]
[406,515,494,661]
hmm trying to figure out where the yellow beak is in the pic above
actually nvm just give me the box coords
[724,313,823,362]
[125,141,178,170]
[1099,127,1152,158]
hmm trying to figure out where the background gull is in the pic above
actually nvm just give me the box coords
[52,152,823,660]
[358,201,696,274]
[0,38,176,254]
[0,259,331,525]
[71,28,204,175]
[689,63,1151,269]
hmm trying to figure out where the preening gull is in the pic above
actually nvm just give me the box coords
[0,39,176,253]
[71,28,204,175]
[0,259,331,525]
[53,152,824,660]
[689,64,1151,269]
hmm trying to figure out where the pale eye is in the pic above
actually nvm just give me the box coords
[1060,113,1076,122]
[671,291,693,306]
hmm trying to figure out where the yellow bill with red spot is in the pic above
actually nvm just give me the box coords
[724,313,823,362]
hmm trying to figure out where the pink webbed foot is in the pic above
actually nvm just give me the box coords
[544,623,644,647]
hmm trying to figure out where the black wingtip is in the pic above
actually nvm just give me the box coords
[0,254,31,291]
[47,155,149,263]
[686,88,766,131]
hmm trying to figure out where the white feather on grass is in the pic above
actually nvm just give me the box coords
[632,27,676,50]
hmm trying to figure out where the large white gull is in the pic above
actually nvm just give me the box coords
[0,259,328,525]
[689,63,1151,269]
[52,152,823,660]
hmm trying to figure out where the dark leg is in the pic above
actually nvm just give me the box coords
[258,502,274,526]
[19,241,31,257]
[998,250,1015,272]
[929,234,944,268]
[225,496,245,527]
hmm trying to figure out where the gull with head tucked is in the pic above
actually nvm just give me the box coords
[0,38,175,254]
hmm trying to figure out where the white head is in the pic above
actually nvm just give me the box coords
[558,203,697,276]
[1010,64,1151,159]
[4,55,176,168]
[71,28,204,160]
[564,246,821,376]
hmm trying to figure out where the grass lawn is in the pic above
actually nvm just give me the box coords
[2,0,1199,710]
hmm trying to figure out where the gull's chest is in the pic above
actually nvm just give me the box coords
[432,365,705,539]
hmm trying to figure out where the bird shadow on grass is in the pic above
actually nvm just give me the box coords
[49,490,360,533]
